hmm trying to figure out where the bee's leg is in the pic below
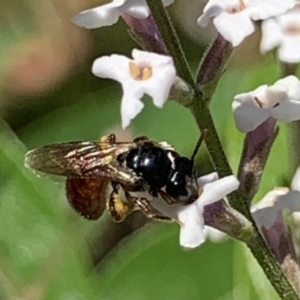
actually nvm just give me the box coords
[108,183,135,222]
[107,164,141,187]
[133,197,173,222]
[158,189,178,205]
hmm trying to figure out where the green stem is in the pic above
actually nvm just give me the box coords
[146,0,196,89]
[249,229,300,300]
[146,1,299,298]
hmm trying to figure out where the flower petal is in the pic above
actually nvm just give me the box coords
[197,4,225,28]
[291,167,300,191]
[204,226,227,243]
[178,203,205,248]
[277,191,300,212]
[92,54,130,82]
[252,188,300,229]
[278,36,300,64]
[122,0,149,19]
[213,10,254,46]
[142,70,176,108]
[232,94,271,132]
[72,2,125,28]
[199,175,239,208]
[180,175,239,248]
[132,48,174,66]
[271,99,300,122]
[152,174,238,248]
[272,75,300,100]
[197,172,219,187]
[132,49,176,108]
[121,86,145,128]
[252,189,288,229]
[247,0,296,20]
[260,18,282,53]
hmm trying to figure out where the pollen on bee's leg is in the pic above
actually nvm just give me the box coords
[100,135,110,144]
[108,189,133,222]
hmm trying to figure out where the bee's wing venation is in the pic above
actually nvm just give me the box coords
[25,141,119,176]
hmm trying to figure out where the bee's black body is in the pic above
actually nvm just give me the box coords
[25,134,199,221]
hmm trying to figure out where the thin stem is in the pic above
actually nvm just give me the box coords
[248,229,299,300]
[146,0,196,89]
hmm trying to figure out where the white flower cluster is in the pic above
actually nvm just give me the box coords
[198,0,295,47]
[261,6,300,63]
[199,0,300,63]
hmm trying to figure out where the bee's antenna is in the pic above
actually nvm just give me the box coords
[190,130,207,163]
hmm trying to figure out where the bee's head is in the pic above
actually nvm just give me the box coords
[165,156,198,203]
[165,131,207,203]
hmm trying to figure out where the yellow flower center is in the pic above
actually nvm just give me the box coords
[129,61,153,81]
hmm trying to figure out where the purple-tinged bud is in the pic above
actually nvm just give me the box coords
[238,117,278,202]
[252,188,300,293]
[197,34,232,100]
[262,212,300,295]
[203,200,253,243]
[123,14,167,54]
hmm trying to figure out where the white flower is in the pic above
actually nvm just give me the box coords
[197,0,296,47]
[252,187,300,229]
[203,226,228,243]
[260,7,300,64]
[291,167,300,191]
[72,0,174,29]
[291,167,300,222]
[92,49,176,128]
[232,75,300,132]
[151,173,240,248]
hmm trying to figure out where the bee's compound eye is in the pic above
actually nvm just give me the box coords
[166,172,188,201]
[175,157,193,175]
[166,172,198,203]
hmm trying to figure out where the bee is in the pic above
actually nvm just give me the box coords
[24,133,205,222]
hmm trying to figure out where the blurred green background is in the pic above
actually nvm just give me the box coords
[0,0,294,299]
